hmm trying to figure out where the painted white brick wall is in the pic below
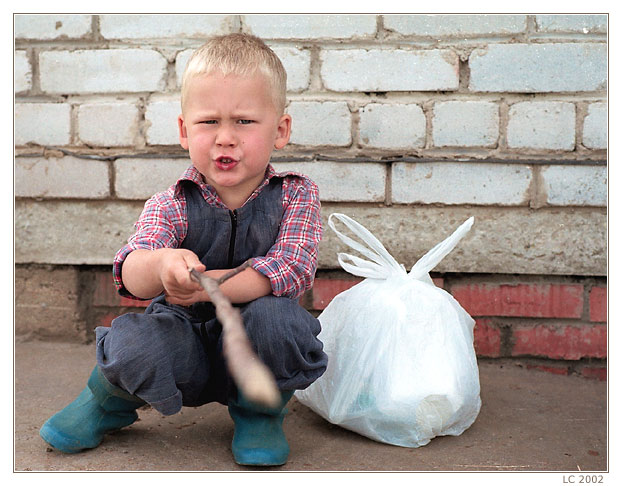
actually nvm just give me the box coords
[15,157,109,198]
[320,49,459,92]
[271,47,311,92]
[14,14,92,40]
[287,101,352,146]
[244,14,377,39]
[273,161,386,202]
[535,15,607,33]
[114,158,191,199]
[583,103,607,150]
[433,101,499,147]
[14,51,31,93]
[77,102,139,147]
[13,14,607,273]
[15,103,71,145]
[145,99,181,146]
[541,165,607,206]
[383,14,527,36]
[39,49,168,94]
[359,104,425,149]
[507,102,576,150]
[469,44,607,92]
[392,162,532,205]
[99,14,233,39]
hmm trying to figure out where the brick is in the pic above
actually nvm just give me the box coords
[175,49,194,88]
[15,200,144,265]
[535,15,607,34]
[391,162,531,205]
[40,49,167,94]
[93,271,151,308]
[145,99,182,146]
[578,366,607,381]
[541,165,607,207]
[589,287,607,322]
[320,49,459,92]
[114,158,191,200]
[511,323,606,360]
[15,103,71,146]
[318,205,606,277]
[15,266,84,341]
[273,160,386,202]
[450,283,584,318]
[507,102,575,150]
[272,47,311,92]
[244,14,377,39]
[469,43,607,92]
[99,14,234,39]
[525,363,570,376]
[583,102,607,149]
[311,276,444,310]
[473,319,502,358]
[384,14,527,36]
[432,101,499,147]
[15,156,110,199]
[311,278,362,310]
[14,50,32,93]
[14,14,92,39]
[287,102,352,146]
[359,103,425,149]
[95,312,117,328]
[78,102,139,147]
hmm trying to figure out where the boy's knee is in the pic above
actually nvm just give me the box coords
[242,296,321,350]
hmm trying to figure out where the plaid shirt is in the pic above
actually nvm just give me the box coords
[113,164,322,300]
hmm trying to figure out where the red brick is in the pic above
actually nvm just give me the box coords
[511,324,606,360]
[579,366,607,381]
[525,363,570,376]
[473,319,502,357]
[95,312,117,328]
[93,272,151,308]
[311,278,362,310]
[311,276,445,310]
[92,272,120,307]
[451,283,584,318]
[589,286,607,322]
[120,296,151,308]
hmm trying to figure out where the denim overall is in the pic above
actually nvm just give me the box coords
[95,177,328,416]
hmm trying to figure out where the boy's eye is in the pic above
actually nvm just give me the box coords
[237,119,254,125]
[201,120,217,124]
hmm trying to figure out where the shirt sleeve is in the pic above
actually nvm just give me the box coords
[112,191,186,298]
[251,175,323,300]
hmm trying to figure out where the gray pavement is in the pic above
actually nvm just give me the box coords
[15,340,607,472]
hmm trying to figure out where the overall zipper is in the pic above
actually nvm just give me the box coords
[228,209,238,267]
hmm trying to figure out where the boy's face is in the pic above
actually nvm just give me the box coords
[178,71,291,208]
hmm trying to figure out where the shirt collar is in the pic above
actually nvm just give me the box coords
[174,164,279,207]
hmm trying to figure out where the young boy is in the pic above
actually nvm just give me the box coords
[39,33,328,467]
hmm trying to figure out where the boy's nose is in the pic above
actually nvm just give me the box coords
[215,125,237,147]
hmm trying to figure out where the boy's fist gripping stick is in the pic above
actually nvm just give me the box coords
[188,262,281,409]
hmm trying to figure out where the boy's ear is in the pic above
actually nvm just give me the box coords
[178,114,189,150]
[274,114,292,150]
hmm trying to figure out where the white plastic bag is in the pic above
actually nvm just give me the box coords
[295,213,481,448]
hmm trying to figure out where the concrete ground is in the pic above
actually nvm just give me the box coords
[15,340,607,473]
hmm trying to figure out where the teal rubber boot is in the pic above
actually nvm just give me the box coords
[39,366,145,453]
[228,390,295,466]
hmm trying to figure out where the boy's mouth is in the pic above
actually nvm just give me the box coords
[214,156,238,171]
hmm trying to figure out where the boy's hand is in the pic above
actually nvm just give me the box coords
[158,249,208,305]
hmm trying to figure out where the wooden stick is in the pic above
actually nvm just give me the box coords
[189,263,281,408]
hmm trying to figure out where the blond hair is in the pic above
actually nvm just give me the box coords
[181,33,287,114]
